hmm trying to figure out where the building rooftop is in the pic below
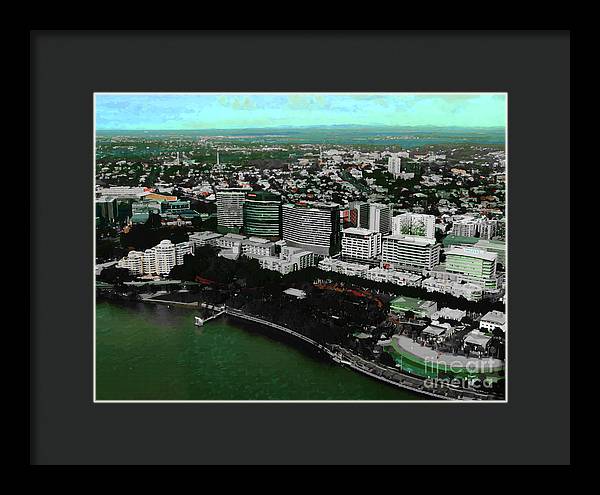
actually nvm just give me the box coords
[432,307,467,321]
[422,324,450,337]
[481,310,506,325]
[221,233,247,241]
[445,246,497,262]
[442,235,480,247]
[342,227,376,236]
[245,190,281,201]
[283,288,307,298]
[383,234,438,246]
[283,201,340,210]
[245,237,272,245]
[464,330,493,348]
[390,295,435,311]
[189,231,223,240]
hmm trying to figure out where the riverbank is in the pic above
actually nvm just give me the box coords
[98,293,502,400]
[96,300,424,401]
[225,310,499,401]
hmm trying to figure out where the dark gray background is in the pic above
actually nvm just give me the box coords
[30,31,570,465]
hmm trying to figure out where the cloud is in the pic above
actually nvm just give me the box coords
[95,93,506,129]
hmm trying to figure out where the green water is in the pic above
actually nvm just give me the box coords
[96,301,425,401]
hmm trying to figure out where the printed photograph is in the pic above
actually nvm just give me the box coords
[94,93,507,402]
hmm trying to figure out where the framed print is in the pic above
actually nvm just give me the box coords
[31,30,571,465]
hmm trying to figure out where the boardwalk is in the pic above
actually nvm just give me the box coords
[224,308,330,353]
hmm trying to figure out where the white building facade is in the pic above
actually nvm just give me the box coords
[117,239,193,276]
[381,234,441,271]
[341,227,382,261]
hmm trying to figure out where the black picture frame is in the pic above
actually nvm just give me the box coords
[30,30,571,465]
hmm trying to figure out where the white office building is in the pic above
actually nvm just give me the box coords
[365,203,392,234]
[381,234,441,271]
[282,202,341,256]
[216,187,251,232]
[258,247,315,275]
[341,227,382,261]
[387,154,403,177]
[451,217,479,237]
[241,237,276,257]
[215,233,247,250]
[451,216,497,239]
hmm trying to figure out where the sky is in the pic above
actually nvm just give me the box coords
[95,93,506,130]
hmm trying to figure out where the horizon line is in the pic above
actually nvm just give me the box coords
[97,124,506,131]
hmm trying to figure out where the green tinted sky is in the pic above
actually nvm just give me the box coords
[95,93,506,130]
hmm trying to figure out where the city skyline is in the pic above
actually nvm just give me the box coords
[95,93,507,130]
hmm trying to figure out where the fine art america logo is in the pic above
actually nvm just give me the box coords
[421,357,496,391]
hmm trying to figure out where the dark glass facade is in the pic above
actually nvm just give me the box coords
[243,191,282,239]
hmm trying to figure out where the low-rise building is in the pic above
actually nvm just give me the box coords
[318,258,370,277]
[463,329,493,355]
[241,237,276,257]
[421,277,483,302]
[215,233,248,250]
[431,307,467,322]
[480,310,506,333]
[389,296,437,318]
[189,231,223,248]
[364,267,422,287]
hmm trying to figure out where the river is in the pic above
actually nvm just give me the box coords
[96,301,426,401]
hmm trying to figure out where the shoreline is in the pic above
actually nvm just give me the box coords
[98,294,502,401]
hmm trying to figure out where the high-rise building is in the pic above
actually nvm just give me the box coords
[478,219,498,240]
[367,203,392,234]
[451,216,498,240]
[154,239,178,274]
[381,234,441,271]
[243,190,282,239]
[95,197,118,223]
[451,217,479,237]
[341,227,382,262]
[445,246,498,289]
[282,202,341,256]
[388,154,402,177]
[216,187,251,234]
[392,213,436,239]
[354,202,370,230]
[356,202,392,234]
